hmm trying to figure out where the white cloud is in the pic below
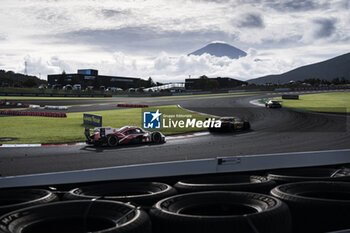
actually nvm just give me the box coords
[0,0,348,83]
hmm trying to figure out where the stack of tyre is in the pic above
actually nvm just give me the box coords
[0,166,350,233]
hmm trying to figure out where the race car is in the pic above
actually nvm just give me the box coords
[265,100,282,108]
[208,117,250,132]
[85,126,165,147]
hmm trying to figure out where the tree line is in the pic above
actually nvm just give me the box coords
[0,70,46,88]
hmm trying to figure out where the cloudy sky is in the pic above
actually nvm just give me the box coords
[0,0,349,82]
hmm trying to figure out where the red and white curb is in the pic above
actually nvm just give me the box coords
[166,131,210,140]
[177,105,220,118]
[0,142,86,148]
[0,133,210,148]
[249,99,266,107]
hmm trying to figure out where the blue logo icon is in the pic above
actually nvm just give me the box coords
[143,109,161,129]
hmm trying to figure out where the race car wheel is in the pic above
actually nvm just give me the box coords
[107,135,118,147]
[150,191,292,233]
[64,182,177,208]
[174,175,276,194]
[271,181,350,233]
[0,200,151,233]
[152,132,162,143]
[0,189,58,215]
[243,122,250,130]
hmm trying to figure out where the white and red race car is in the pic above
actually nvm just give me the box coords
[85,126,166,146]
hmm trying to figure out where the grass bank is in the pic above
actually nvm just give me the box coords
[0,105,209,144]
[273,91,350,113]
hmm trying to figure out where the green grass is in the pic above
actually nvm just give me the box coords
[273,91,350,113]
[0,105,209,144]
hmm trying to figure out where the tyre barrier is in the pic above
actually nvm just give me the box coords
[0,189,58,215]
[174,174,276,194]
[0,200,152,233]
[266,167,350,185]
[117,104,149,108]
[64,182,177,208]
[271,181,350,233]
[0,110,67,118]
[150,191,292,233]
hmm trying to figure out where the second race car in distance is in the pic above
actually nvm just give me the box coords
[208,117,250,132]
[85,126,165,147]
[265,100,282,108]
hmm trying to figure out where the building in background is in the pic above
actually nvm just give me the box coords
[185,76,247,90]
[47,69,148,90]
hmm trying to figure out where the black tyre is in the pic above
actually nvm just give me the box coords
[0,189,58,215]
[243,121,250,130]
[174,174,276,194]
[229,124,235,132]
[0,200,151,233]
[94,141,102,147]
[151,132,162,143]
[64,182,177,207]
[107,135,118,147]
[267,167,350,185]
[150,191,292,233]
[271,181,350,233]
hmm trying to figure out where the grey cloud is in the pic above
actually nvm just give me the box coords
[236,13,264,28]
[259,35,304,48]
[273,0,317,11]
[54,26,237,54]
[189,0,233,2]
[263,0,329,12]
[35,8,69,23]
[313,18,337,38]
[340,0,349,9]
[99,9,128,18]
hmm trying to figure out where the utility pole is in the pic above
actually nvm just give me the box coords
[24,61,28,75]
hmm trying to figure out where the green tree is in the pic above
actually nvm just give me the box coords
[331,77,340,85]
[23,77,38,87]
[147,77,155,87]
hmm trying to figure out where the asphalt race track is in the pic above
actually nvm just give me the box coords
[0,91,349,176]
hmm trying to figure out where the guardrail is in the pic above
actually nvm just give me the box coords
[0,149,349,188]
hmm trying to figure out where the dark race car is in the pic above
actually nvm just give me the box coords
[208,117,250,132]
[85,126,165,147]
[265,100,282,108]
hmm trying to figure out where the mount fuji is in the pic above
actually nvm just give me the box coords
[189,41,247,59]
